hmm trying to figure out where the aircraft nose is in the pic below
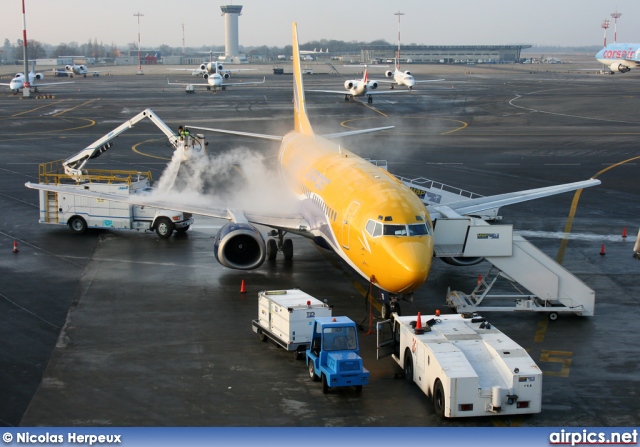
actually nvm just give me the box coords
[383,238,433,293]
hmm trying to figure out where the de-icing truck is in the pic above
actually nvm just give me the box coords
[377,313,542,418]
[27,109,206,239]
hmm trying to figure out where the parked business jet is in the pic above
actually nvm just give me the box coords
[373,59,443,90]
[1,62,74,93]
[64,63,100,77]
[307,68,402,103]
[26,23,600,308]
[595,43,640,73]
[167,72,265,92]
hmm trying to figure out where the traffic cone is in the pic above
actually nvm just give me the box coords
[600,244,606,256]
[622,227,627,238]
[414,312,423,334]
[240,279,246,293]
[12,241,18,253]
[435,309,441,317]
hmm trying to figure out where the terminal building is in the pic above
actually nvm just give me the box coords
[360,44,532,64]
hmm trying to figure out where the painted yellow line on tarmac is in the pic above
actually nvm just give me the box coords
[53,99,101,116]
[132,139,171,160]
[10,99,69,117]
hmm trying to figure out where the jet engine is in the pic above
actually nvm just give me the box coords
[79,65,88,72]
[367,80,378,90]
[203,73,209,80]
[222,72,230,79]
[199,63,207,71]
[385,70,394,78]
[440,256,484,267]
[344,80,355,89]
[213,222,266,270]
[610,62,631,73]
[65,65,73,71]
[404,70,412,76]
[33,72,44,80]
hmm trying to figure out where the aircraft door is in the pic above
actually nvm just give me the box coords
[341,201,360,249]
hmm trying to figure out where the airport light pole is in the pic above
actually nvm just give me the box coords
[394,10,404,68]
[134,11,144,75]
[21,0,30,98]
[610,11,621,44]
[601,19,610,47]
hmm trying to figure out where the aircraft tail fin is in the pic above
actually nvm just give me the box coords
[292,23,314,136]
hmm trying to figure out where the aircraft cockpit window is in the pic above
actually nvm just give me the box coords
[373,222,382,237]
[408,223,429,236]
[384,224,407,236]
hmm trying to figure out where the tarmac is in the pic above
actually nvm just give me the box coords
[0,60,639,427]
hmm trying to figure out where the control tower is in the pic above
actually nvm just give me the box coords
[220,5,243,62]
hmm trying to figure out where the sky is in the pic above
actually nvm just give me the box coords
[2,0,640,50]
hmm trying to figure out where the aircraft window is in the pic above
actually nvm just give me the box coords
[366,220,376,236]
[373,222,382,237]
[416,216,424,222]
[384,224,407,236]
[408,223,429,236]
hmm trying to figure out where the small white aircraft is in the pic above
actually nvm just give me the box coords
[307,67,403,104]
[170,52,255,77]
[167,71,265,92]
[300,48,329,55]
[65,63,99,77]
[375,59,443,90]
[1,62,74,93]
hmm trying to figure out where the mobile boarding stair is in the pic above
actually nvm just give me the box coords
[396,171,595,320]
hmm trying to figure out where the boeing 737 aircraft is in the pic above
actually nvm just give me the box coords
[307,68,402,103]
[596,43,640,73]
[1,62,74,93]
[26,23,600,311]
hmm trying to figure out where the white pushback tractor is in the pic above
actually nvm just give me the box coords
[32,109,206,239]
[252,289,332,359]
[377,313,542,418]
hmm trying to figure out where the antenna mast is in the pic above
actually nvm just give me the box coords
[394,11,404,69]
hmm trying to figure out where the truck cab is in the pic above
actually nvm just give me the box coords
[306,316,369,393]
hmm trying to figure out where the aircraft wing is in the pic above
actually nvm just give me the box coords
[426,179,601,220]
[169,68,206,75]
[167,79,210,87]
[306,89,405,96]
[187,125,395,141]
[415,79,445,83]
[31,81,76,87]
[221,77,266,87]
[24,182,311,234]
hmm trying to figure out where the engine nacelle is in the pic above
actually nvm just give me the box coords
[203,73,209,80]
[440,256,484,267]
[65,65,73,71]
[213,222,266,270]
[222,72,230,79]
[199,63,207,71]
[367,81,378,90]
[79,65,87,72]
[385,70,393,78]
[344,80,355,89]
[610,62,631,73]
[33,72,44,80]
[404,70,412,76]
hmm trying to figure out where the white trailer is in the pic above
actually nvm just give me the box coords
[252,289,332,358]
[377,313,542,418]
[29,109,206,239]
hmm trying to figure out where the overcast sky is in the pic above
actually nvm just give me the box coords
[3,0,639,49]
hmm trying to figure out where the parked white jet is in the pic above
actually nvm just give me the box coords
[167,72,265,92]
[307,68,402,103]
[1,62,74,93]
[65,63,99,77]
[376,60,443,90]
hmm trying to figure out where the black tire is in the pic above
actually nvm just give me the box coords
[381,302,391,320]
[355,385,363,394]
[367,96,373,104]
[267,239,278,261]
[322,374,329,394]
[433,380,445,418]
[155,217,174,239]
[549,312,558,321]
[176,225,190,233]
[68,216,88,234]
[309,361,319,382]
[404,350,414,383]
[283,238,293,260]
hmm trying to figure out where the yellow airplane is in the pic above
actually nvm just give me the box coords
[26,23,600,313]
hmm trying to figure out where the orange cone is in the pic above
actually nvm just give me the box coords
[600,244,606,256]
[622,227,627,238]
[435,309,441,317]
[414,312,423,334]
[240,279,246,293]
[12,241,18,253]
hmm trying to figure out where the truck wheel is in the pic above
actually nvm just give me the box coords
[322,374,329,394]
[68,216,88,234]
[433,379,445,418]
[267,239,277,260]
[548,312,558,321]
[355,385,363,394]
[155,217,174,239]
[381,303,391,319]
[283,238,293,260]
[404,350,414,383]
[308,361,319,382]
